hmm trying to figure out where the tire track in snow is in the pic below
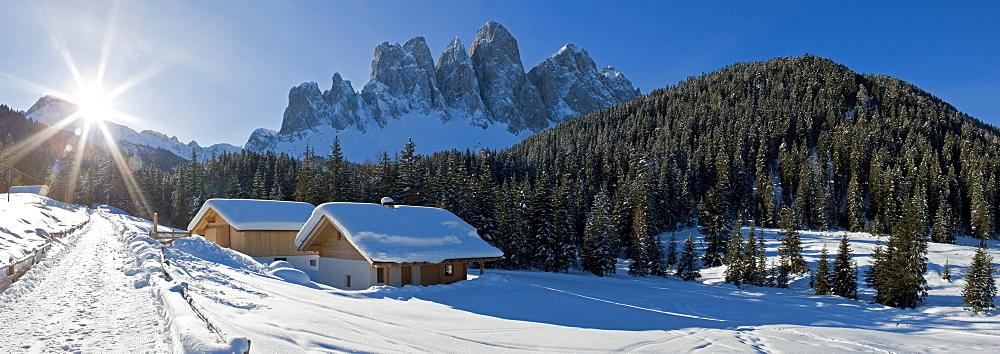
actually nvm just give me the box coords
[0,213,171,352]
[526,283,728,322]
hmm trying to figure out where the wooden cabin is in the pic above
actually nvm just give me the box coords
[188,199,319,270]
[294,200,503,289]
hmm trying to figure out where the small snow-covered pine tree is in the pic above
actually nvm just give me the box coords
[962,246,996,312]
[724,223,745,287]
[675,234,701,281]
[942,260,952,281]
[665,233,678,269]
[582,189,617,276]
[813,245,831,295]
[778,207,808,273]
[831,235,858,299]
[743,226,765,286]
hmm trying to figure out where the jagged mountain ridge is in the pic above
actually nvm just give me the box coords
[247,21,639,161]
[25,96,241,162]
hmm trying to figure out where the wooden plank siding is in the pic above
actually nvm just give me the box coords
[314,218,366,261]
[417,262,467,285]
[230,230,314,257]
[192,207,316,257]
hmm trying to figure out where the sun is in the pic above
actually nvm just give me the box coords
[73,84,116,124]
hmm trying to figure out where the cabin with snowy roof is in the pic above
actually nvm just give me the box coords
[9,185,49,197]
[294,200,504,289]
[188,199,319,270]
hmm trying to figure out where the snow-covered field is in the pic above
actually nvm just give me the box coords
[0,193,89,265]
[2,195,1000,352]
[168,226,1000,352]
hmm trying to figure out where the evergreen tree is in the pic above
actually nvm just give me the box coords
[675,234,701,281]
[395,138,424,205]
[774,259,790,288]
[700,188,729,267]
[742,226,765,286]
[831,235,858,299]
[846,174,865,232]
[645,233,666,276]
[942,260,952,281]
[294,147,323,205]
[529,172,559,272]
[813,245,831,295]
[932,199,956,244]
[250,168,267,199]
[778,207,808,273]
[724,223,745,286]
[755,231,768,286]
[869,197,930,308]
[582,189,617,276]
[665,233,678,269]
[325,136,353,202]
[962,246,996,312]
[628,202,652,276]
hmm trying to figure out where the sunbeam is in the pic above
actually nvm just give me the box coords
[0,1,156,215]
[93,119,152,216]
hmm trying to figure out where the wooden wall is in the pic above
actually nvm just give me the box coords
[311,218,366,260]
[417,262,466,286]
[230,230,316,257]
[194,208,316,257]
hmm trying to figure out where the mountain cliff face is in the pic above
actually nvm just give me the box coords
[247,21,639,160]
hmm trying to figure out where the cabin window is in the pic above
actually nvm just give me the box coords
[377,268,385,283]
[309,259,317,266]
[274,257,287,262]
[345,275,351,287]
[445,264,454,276]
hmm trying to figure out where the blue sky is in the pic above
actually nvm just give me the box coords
[1,1,997,146]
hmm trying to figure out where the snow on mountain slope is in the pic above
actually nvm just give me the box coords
[0,193,89,266]
[250,111,533,161]
[249,21,638,160]
[163,225,1000,352]
[25,96,241,161]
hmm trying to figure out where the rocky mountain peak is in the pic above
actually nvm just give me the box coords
[528,43,639,122]
[436,37,489,127]
[254,21,638,160]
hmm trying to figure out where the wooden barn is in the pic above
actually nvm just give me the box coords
[294,199,503,289]
[188,199,319,270]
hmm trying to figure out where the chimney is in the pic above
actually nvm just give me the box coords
[380,197,395,208]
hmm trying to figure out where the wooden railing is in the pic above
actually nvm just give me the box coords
[0,215,92,293]
[158,242,250,352]
[148,213,192,245]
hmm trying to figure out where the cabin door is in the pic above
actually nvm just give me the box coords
[217,226,231,248]
[401,266,412,286]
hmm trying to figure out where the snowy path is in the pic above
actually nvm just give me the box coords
[0,212,172,352]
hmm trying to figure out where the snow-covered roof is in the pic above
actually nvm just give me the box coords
[295,202,503,264]
[9,185,49,196]
[187,199,316,231]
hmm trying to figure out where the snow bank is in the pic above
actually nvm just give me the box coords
[109,213,250,353]
[295,202,503,263]
[0,193,89,266]
[266,263,312,285]
[186,199,315,231]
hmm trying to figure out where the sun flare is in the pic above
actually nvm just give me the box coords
[72,84,115,124]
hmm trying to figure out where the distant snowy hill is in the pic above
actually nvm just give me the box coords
[246,21,639,161]
[25,95,241,162]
